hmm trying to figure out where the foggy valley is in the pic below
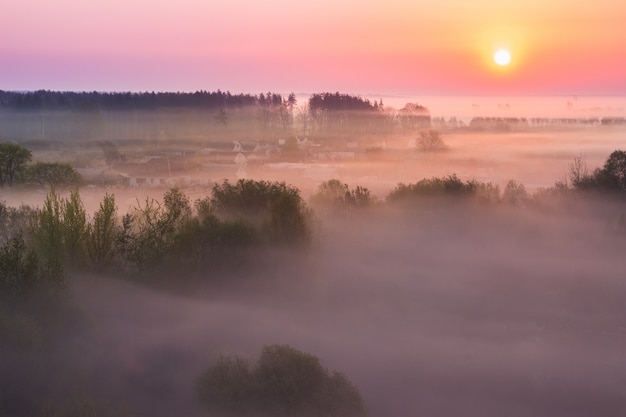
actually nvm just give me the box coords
[1,91,626,417]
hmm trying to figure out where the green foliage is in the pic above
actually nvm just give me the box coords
[62,190,87,264]
[268,190,311,244]
[0,142,32,186]
[0,233,39,296]
[0,201,35,244]
[28,188,97,287]
[197,345,365,417]
[25,162,84,187]
[116,188,194,274]
[110,183,305,278]
[211,179,311,244]
[30,188,87,267]
[85,194,117,272]
[217,220,259,248]
[31,188,64,262]
[188,197,259,268]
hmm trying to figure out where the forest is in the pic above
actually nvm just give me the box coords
[0,90,408,143]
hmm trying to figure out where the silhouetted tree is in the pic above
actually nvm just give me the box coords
[416,130,447,152]
[96,141,122,168]
[0,143,32,186]
[398,103,431,132]
[214,108,228,126]
[599,150,626,191]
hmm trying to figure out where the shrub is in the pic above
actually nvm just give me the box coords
[311,179,374,211]
[61,189,87,264]
[30,188,64,263]
[196,355,254,416]
[116,194,183,275]
[211,180,311,244]
[387,174,478,201]
[0,233,39,296]
[0,201,35,245]
[30,188,87,270]
[25,162,84,187]
[197,345,365,417]
[85,194,117,272]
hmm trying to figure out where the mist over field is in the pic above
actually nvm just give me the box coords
[1,91,626,416]
[5,199,625,417]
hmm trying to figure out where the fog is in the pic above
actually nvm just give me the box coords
[2,93,626,416]
[4,196,625,416]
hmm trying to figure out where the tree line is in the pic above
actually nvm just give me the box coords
[0,90,433,142]
[0,90,275,111]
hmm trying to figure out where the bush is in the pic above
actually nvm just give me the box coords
[116,189,192,275]
[388,174,480,201]
[211,180,311,244]
[0,201,35,245]
[197,345,365,417]
[196,355,254,415]
[0,231,65,297]
[30,188,86,273]
[24,162,84,187]
[61,189,87,264]
[0,233,39,296]
[311,179,374,211]
[85,194,117,272]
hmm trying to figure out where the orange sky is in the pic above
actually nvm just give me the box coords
[2,0,625,95]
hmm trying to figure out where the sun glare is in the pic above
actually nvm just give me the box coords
[494,49,511,66]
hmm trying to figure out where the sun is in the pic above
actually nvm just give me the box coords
[494,49,511,66]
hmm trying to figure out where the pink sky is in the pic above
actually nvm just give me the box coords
[2,0,626,95]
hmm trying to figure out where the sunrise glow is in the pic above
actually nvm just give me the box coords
[1,0,626,94]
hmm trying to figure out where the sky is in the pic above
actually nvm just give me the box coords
[2,0,626,95]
